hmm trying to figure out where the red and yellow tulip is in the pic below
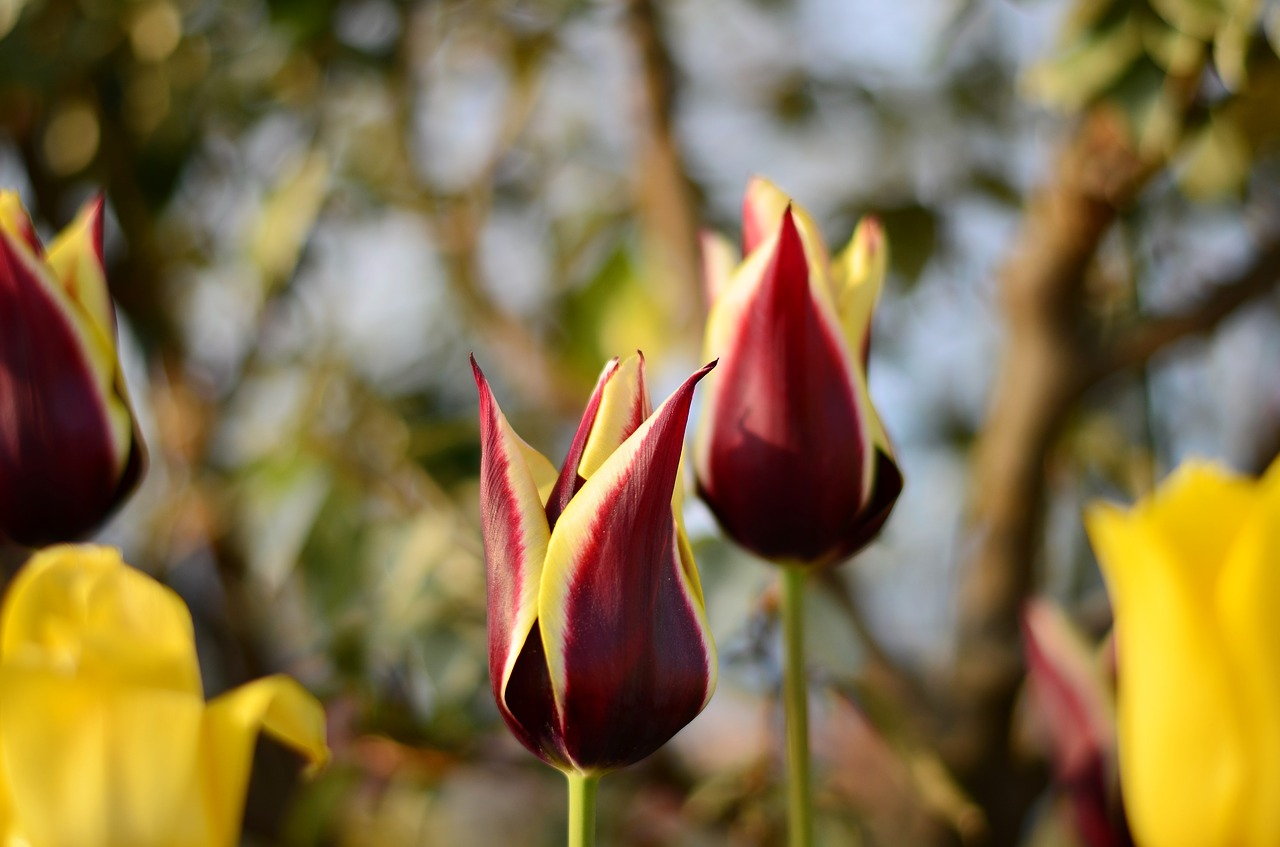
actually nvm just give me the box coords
[472,353,717,773]
[0,192,145,546]
[0,545,328,847]
[695,177,902,567]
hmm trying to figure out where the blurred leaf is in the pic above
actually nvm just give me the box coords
[1180,113,1252,195]
[249,148,330,289]
[1149,0,1226,39]
[876,204,938,287]
[236,452,334,592]
[1025,11,1144,110]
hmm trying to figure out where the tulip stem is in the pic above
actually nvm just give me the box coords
[781,566,813,847]
[566,771,600,847]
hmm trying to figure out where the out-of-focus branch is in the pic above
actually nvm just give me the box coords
[626,0,704,335]
[1090,236,1280,381]
[944,110,1154,846]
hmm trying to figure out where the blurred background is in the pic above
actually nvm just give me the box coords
[3,0,1280,843]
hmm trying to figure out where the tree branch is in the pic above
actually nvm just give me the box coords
[1090,235,1280,383]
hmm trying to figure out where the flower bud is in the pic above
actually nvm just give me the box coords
[0,192,145,546]
[473,353,717,773]
[695,178,901,567]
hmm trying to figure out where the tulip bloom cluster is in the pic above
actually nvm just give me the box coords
[0,192,144,546]
[1088,460,1280,847]
[473,353,717,773]
[696,178,901,567]
[0,545,329,847]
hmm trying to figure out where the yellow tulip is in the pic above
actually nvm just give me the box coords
[0,545,329,847]
[1087,460,1280,847]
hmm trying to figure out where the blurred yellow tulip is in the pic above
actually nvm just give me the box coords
[0,545,329,847]
[1087,460,1280,847]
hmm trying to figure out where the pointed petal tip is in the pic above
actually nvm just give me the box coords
[470,354,485,387]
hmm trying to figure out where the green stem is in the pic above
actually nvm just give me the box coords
[781,566,813,847]
[566,771,601,847]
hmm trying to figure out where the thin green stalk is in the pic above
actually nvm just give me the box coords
[781,566,813,847]
[566,771,601,847]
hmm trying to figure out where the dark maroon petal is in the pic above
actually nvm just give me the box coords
[829,449,902,562]
[551,363,716,771]
[500,621,570,767]
[0,233,128,546]
[471,357,565,764]
[698,210,873,565]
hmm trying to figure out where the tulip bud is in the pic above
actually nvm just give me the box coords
[0,192,145,546]
[473,353,717,773]
[0,545,329,847]
[1087,460,1280,847]
[695,177,902,567]
[1022,600,1132,847]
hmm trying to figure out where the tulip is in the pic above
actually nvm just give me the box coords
[0,544,329,847]
[695,177,901,568]
[1022,600,1131,847]
[1087,459,1280,847]
[472,353,717,777]
[0,191,145,546]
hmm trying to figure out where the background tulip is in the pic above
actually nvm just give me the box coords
[1022,600,1131,847]
[1087,460,1280,847]
[472,353,717,775]
[0,192,145,546]
[0,544,328,847]
[695,177,901,568]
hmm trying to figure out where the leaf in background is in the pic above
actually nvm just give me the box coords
[1179,114,1252,196]
[236,453,334,592]
[1149,0,1226,40]
[249,149,330,290]
[1024,12,1144,111]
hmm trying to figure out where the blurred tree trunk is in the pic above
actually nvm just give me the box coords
[944,111,1149,846]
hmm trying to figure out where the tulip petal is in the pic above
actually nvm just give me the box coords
[577,353,650,481]
[1212,464,1280,842]
[46,195,115,348]
[1022,600,1129,847]
[697,210,875,564]
[743,177,831,271]
[539,363,716,771]
[0,214,139,545]
[545,358,618,526]
[471,358,562,761]
[1088,488,1248,847]
[832,216,887,370]
[1,545,203,696]
[197,675,330,847]
[0,191,43,256]
[0,671,205,847]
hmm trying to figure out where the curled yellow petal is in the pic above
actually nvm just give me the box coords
[197,675,330,847]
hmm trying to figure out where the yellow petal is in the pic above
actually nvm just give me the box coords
[577,353,648,481]
[196,675,330,847]
[0,669,205,847]
[516,436,559,506]
[0,191,38,254]
[2,545,202,697]
[1214,464,1280,843]
[1087,488,1250,847]
[45,196,115,349]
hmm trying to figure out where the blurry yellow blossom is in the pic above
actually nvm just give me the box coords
[0,545,329,847]
[1087,459,1280,847]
